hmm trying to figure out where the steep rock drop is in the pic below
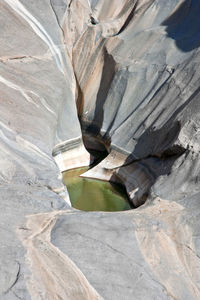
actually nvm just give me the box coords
[0,1,200,300]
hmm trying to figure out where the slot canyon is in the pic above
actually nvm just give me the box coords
[0,0,200,299]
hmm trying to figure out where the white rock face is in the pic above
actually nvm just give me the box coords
[0,0,200,299]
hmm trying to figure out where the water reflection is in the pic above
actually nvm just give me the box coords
[63,167,131,212]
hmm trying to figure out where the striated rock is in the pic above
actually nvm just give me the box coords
[0,0,200,299]
[71,0,200,206]
[19,211,102,300]
[51,197,200,300]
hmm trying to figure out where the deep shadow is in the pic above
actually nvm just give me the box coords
[87,147,108,166]
[163,0,200,52]
[117,1,138,35]
[117,0,155,36]
[131,82,200,145]
[111,154,179,208]
[86,48,116,142]
[75,73,84,118]
[111,118,187,207]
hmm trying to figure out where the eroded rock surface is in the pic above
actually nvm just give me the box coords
[0,0,200,299]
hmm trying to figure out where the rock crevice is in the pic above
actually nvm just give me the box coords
[0,0,200,299]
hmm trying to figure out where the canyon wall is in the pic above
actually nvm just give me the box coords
[0,0,200,299]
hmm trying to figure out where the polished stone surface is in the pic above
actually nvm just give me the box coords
[0,0,200,299]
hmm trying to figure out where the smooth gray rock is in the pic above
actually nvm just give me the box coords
[51,211,171,300]
[0,0,200,299]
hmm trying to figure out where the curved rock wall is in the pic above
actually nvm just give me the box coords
[0,0,200,299]
[70,0,200,206]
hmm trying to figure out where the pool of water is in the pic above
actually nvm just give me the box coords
[62,167,131,212]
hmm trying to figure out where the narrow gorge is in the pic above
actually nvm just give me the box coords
[0,0,200,299]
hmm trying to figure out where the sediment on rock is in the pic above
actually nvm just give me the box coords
[19,211,102,300]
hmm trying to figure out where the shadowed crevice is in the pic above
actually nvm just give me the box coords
[163,0,200,52]
[85,49,116,140]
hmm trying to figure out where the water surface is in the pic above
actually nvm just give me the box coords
[63,167,131,212]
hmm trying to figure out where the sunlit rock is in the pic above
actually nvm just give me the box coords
[0,0,200,299]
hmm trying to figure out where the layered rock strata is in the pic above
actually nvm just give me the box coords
[0,0,200,299]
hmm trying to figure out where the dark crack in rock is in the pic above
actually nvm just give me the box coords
[0,0,200,299]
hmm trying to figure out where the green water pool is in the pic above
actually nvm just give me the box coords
[62,167,131,212]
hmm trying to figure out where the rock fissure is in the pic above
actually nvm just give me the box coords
[1,0,200,299]
[4,261,20,295]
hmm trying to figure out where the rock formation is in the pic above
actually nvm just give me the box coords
[0,0,200,299]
